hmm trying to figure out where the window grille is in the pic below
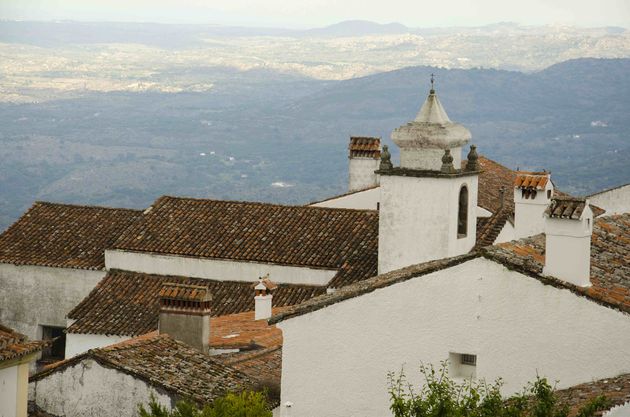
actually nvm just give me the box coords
[460,354,477,366]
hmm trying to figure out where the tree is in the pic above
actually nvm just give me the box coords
[388,362,610,417]
[138,391,272,417]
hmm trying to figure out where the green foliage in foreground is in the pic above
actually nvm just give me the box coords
[138,391,272,417]
[388,362,610,417]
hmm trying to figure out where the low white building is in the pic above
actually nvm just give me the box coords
[271,212,630,417]
[0,324,47,417]
[588,182,630,216]
[0,202,141,364]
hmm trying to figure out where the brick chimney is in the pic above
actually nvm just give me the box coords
[348,136,381,192]
[514,171,553,239]
[158,283,211,353]
[254,275,277,320]
[543,197,593,287]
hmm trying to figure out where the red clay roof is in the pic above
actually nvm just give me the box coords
[483,214,630,312]
[556,373,630,416]
[210,310,284,350]
[349,136,381,159]
[0,202,142,270]
[0,324,48,362]
[31,333,258,405]
[514,172,550,190]
[67,270,325,336]
[113,196,379,271]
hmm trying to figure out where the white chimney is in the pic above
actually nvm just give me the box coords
[348,136,381,192]
[158,283,211,353]
[254,275,277,320]
[514,171,553,239]
[543,197,593,287]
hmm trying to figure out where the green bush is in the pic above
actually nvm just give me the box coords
[138,391,272,417]
[388,362,609,417]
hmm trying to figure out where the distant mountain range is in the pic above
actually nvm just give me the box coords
[1,57,628,230]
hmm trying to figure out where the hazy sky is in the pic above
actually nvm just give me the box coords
[1,0,629,28]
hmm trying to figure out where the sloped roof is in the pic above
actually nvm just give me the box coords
[0,202,142,270]
[0,324,48,362]
[113,196,379,271]
[483,213,630,312]
[67,270,325,336]
[211,310,284,350]
[474,208,511,250]
[556,373,630,417]
[514,172,550,190]
[31,334,258,405]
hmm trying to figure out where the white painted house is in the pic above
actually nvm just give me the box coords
[588,182,630,216]
[0,324,47,417]
[0,203,141,364]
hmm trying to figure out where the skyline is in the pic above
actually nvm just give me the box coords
[1,0,629,29]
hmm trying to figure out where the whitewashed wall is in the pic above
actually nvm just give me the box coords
[589,184,630,216]
[310,187,380,211]
[494,220,515,244]
[514,181,553,239]
[348,158,379,192]
[105,250,336,286]
[378,174,478,273]
[605,401,630,417]
[30,358,173,417]
[65,333,130,358]
[0,264,105,340]
[1,365,19,417]
[277,257,630,417]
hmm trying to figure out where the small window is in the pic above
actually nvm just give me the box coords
[547,189,552,199]
[449,352,477,379]
[39,325,66,364]
[457,186,468,238]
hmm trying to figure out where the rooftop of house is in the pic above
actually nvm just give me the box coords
[67,269,325,336]
[0,324,48,362]
[215,345,282,399]
[349,136,381,159]
[112,196,379,277]
[211,310,284,351]
[482,213,630,312]
[270,214,630,324]
[0,202,142,270]
[31,333,260,406]
[556,373,630,417]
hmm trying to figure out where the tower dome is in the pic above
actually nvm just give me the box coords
[391,85,471,170]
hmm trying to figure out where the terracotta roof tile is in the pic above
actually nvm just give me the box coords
[474,208,511,250]
[216,346,283,399]
[483,214,630,312]
[514,172,549,190]
[67,270,325,336]
[556,373,630,416]
[0,324,48,362]
[31,334,259,406]
[349,137,381,159]
[210,310,284,350]
[545,197,587,219]
[113,196,379,271]
[159,282,212,302]
[0,202,142,270]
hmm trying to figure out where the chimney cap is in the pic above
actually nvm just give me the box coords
[514,172,550,190]
[545,197,589,220]
[253,274,278,291]
[159,282,212,302]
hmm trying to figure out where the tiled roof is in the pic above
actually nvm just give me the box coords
[31,333,259,405]
[470,156,517,214]
[211,310,284,350]
[0,202,142,270]
[483,214,630,312]
[556,373,630,416]
[546,197,587,219]
[514,172,549,190]
[159,282,212,302]
[67,270,325,336]
[474,208,511,250]
[113,196,379,271]
[349,136,381,159]
[0,324,48,362]
[216,346,283,396]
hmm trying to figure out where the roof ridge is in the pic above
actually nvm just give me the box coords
[33,201,143,212]
[155,195,379,215]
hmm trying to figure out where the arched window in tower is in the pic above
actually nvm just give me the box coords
[458,186,468,238]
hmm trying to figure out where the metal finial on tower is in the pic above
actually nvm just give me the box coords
[430,73,435,94]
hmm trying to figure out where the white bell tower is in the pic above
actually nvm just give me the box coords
[378,79,480,274]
